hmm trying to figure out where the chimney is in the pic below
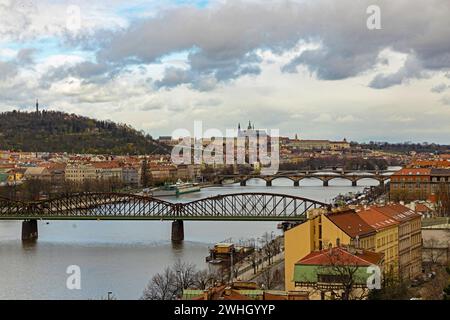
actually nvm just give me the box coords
[355,235,360,248]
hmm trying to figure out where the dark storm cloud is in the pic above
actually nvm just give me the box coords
[369,55,428,89]
[154,67,192,89]
[155,53,261,91]
[0,60,18,80]
[90,0,450,90]
[39,61,118,89]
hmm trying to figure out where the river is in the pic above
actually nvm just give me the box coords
[0,177,382,299]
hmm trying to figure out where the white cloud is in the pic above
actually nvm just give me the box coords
[312,113,333,123]
[336,115,361,123]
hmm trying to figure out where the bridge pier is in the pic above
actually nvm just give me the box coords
[240,180,246,186]
[266,180,272,187]
[352,181,357,187]
[22,219,38,241]
[294,181,300,187]
[171,220,184,242]
[323,180,329,187]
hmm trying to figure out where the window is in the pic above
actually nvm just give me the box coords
[318,274,351,284]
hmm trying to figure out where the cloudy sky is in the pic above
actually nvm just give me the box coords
[1,0,450,143]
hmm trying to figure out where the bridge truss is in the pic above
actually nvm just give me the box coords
[0,192,327,221]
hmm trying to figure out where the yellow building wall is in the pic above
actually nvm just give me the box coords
[374,226,399,277]
[285,212,382,292]
[284,220,313,292]
[321,215,377,251]
[7,173,23,182]
[321,216,352,248]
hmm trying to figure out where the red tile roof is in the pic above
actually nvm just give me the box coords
[370,204,420,222]
[356,208,399,231]
[92,161,121,169]
[325,210,376,238]
[415,203,431,213]
[392,168,431,176]
[296,247,383,266]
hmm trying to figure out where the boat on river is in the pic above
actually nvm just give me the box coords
[150,180,201,197]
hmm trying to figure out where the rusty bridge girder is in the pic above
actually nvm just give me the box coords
[0,192,328,222]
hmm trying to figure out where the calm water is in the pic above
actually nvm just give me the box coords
[0,177,381,300]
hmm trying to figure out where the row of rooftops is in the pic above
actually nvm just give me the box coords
[294,204,423,268]
[323,203,421,239]
[391,167,450,176]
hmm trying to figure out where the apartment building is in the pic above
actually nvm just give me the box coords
[150,165,178,181]
[284,209,376,292]
[122,164,141,186]
[23,167,52,182]
[65,163,97,182]
[356,208,399,278]
[371,204,422,280]
[92,162,122,182]
[390,168,431,201]
[285,204,422,292]
[430,168,450,194]
[390,167,450,201]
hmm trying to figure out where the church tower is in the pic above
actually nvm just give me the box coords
[35,99,39,113]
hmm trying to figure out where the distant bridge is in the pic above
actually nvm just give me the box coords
[216,169,396,187]
[0,193,327,241]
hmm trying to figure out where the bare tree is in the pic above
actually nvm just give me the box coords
[259,267,282,290]
[173,260,198,297]
[260,232,277,265]
[423,238,448,265]
[141,267,177,300]
[435,183,450,217]
[194,269,218,290]
[316,249,372,300]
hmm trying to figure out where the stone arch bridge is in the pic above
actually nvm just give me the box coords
[216,169,394,187]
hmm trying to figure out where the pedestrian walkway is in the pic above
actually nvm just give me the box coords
[235,251,284,281]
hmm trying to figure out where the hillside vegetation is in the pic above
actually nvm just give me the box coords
[0,110,170,155]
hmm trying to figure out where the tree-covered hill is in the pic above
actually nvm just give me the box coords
[0,110,170,155]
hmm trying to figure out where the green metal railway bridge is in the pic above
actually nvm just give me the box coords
[0,192,328,241]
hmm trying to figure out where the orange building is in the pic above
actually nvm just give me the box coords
[390,168,431,201]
